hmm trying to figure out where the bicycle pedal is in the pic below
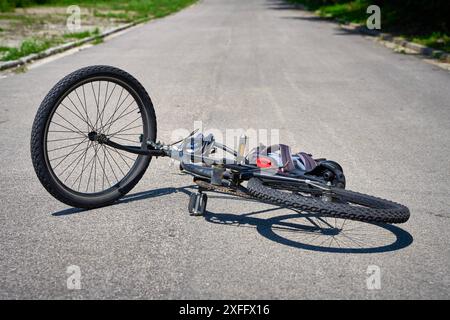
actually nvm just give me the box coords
[188,192,208,216]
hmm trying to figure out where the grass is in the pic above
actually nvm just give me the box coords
[63,28,100,40]
[289,0,376,24]
[0,0,198,62]
[0,38,59,61]
[289,0,450,55]
[92,36,103,45]
[62,30,91,40]
[0,28,104,61]
[316,1,368,24]
[1,0,198,19]
[411,32,450,53]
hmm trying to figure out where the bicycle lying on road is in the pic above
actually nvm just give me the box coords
[30,66,410,224]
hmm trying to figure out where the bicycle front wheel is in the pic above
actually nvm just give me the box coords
[31,65,156,208]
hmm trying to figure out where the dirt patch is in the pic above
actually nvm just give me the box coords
[0,6,129,48]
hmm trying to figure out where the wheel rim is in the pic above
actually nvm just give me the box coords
[44,76,149,196]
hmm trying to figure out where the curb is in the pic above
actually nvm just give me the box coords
[341,23,450,63]
[0,17,148,71]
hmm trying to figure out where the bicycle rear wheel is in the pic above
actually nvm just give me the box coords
[247,178,410,224]
[31,65,156,208]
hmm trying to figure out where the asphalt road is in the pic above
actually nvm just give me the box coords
[1,0,450,299]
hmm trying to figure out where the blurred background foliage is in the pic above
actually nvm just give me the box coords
[289,0,450,52]
[290,0,450,34]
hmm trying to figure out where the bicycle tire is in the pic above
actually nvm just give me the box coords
[31,65,156,208]
[247,178,410,224]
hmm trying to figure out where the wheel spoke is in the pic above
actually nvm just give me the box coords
[98,82,117,129]
[99,147,110,189]
[65,94,91,129]
[98,89,125,131]
[51,138,88,170]
[50,147,86,162]
[47,136,86,143]
[103,144,137,162]
[48,140,88,153]
[60,101,89,129]
[108,116,142,137]
[74,87,93,130]
[105,105,139,135]
[85,144,100,192]
[62,143,91,181]
[53,112,88,137]
[107,145,132,169]
[81,85,93,131]
[112,133,143,136]
[50,121,86,137]
[102,145,119,183]
[98,90,130,133]
[102,102,137,135]
[111,135,141,144]
[72,142,93,190]
[103,145,126,176]
[90,81,100,129]
[46,78,145,195]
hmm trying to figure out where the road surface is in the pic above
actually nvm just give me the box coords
[1,0,449,299]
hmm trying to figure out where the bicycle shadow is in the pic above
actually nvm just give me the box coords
[203,195,413,254]
[51,185,196,216]
[51,186,413,254]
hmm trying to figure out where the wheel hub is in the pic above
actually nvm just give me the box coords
[88,131,97,141]
[88,131,107,144]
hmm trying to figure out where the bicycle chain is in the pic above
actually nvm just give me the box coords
[194,180,255,199]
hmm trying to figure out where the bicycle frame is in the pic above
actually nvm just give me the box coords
[97,132,332,190]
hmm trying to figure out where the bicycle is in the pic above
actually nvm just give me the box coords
[30,65,410,224]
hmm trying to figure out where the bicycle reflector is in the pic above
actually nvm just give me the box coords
[256,157,272,168]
